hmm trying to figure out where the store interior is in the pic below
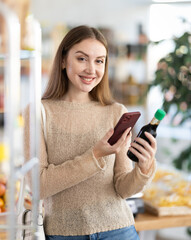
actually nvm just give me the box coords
[0,0,191,239]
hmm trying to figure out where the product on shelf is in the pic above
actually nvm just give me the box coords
[24,190,32,210]
[0,0,30,52]
[0,144,8,213]
[0,144,21,213]
[143,164,191,216]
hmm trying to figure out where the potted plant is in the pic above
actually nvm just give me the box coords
[147,20,191,171]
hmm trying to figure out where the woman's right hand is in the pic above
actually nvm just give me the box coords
[93,127,132,159]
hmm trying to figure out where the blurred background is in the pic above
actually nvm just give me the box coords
[0,0,191,240]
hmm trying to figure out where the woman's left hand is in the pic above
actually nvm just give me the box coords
[129,132,157,175]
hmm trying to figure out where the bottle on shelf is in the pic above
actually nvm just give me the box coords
[138,23,148,45]
[127,109,166,162]
[127,74,139,105]
[0,143,9,213]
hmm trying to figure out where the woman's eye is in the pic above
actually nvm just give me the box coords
[77,57,86,62]
[96,59,104,64]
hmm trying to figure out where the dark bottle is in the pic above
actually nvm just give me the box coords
[127,109,166,162]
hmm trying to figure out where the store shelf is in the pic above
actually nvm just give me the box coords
[0,2,42,239]
[0,50,36,60]
[135,212,191,231]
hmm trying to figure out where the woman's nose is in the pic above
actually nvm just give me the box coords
[85,61,95,74]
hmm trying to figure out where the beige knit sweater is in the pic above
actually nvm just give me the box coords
[24,99,156,236]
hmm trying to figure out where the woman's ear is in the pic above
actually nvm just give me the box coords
[62,59,66,69]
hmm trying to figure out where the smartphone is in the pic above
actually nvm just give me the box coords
[108,111,141,145]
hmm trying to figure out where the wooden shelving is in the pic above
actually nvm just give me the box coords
[135,212,191,232]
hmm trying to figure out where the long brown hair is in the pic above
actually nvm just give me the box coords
[42,25,113,105]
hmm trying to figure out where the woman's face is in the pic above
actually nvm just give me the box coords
[63,38,107,95]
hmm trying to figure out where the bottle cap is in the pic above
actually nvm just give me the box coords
[154,109,166,121]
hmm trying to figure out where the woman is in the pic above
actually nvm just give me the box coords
[24,25,156,240]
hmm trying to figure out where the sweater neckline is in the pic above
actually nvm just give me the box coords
[51,99,100,110]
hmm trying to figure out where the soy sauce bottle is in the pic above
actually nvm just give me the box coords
[127,109,166,162]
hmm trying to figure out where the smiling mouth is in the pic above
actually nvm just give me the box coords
[80,76,95,83]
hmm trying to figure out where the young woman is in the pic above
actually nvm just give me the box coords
[24,25,157,240]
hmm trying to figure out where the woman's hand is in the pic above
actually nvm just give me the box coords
[129,132,157,175]
[93,127,132,159]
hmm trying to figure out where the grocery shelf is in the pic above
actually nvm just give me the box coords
[0,2,42,239]
[0,50,37,60]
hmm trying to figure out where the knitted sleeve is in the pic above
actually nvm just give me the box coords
[23,105,106,200]
[113,103,156,199]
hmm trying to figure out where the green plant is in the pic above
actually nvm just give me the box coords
[147,20,191,171]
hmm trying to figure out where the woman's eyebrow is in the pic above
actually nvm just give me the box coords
[75,51,106,58]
